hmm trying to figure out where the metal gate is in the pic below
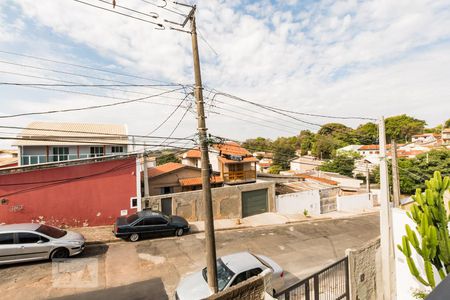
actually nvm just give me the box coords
[242,189,268,218]
[275,257,349,300]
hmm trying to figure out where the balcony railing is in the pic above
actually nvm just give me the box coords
[20,153,126,166]
[222,170,256,183]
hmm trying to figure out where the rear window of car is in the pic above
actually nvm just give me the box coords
[0,233,14,244]
[35,224,67,239]
[127,214,140,224]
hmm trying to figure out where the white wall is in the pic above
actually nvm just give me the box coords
[276,190,321,215]
[392,208,440,299]
[336,193,373,212]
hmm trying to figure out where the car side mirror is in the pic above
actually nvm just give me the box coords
[37,240,43,244]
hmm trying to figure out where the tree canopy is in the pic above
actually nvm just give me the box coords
[385,114,426,143]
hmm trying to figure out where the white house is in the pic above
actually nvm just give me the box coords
[14,121,129,166]
[336,145,362,154]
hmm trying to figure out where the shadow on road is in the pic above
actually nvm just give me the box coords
[50,278,169,300]
[81,243,109,258]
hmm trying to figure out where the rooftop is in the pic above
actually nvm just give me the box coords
[295,174,339,185]
[213,141,251,156]
[147,162,186,178]
[14,121,128,146]
[183,149,201,159]
[218,156,259,164]
[179,176,223,186]
[276,180,335,194]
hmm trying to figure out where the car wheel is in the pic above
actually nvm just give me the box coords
[51,248,69,260]
[175,228,184,237]
[129,233,140,242]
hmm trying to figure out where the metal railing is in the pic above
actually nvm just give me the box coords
[222,170,256,182]
[21,153,126,165]
[275,257,349,300]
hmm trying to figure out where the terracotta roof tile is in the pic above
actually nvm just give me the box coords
[213,142,251,156]
[179,176,223,186]
[147,162,185,178]
[183,149,201,159]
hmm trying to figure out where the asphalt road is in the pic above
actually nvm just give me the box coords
[0,213,380,300]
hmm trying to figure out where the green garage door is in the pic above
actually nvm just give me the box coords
[242,189,268,218]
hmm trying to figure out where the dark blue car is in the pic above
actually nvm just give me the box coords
[113,210,190,242]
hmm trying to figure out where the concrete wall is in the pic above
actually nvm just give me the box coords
[276,190,321,215]
[319,187,339,213]
[392,208,439,299]
[145,181,276,221]
[337,193,373,212]
[0,157,137,227]
[346,238,381,300]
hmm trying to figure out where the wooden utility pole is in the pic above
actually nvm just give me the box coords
[391,140,400,207]
[379,116,396,299]
[365,162,371,193]
[189,6,218,293]
[143,153,150,199]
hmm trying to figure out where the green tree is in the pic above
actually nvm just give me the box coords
[268,165,282,174]
[298,130,316,155]
[385,114,426,143]
[319,152,359,177]
[312,135,338,159]
[156,153,180,165]
[272,142,296,170]
[242,137,272,153]
[318,123,356,145]
[355,122,378,145]
[445,119,450,128]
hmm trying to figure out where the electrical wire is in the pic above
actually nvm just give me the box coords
[0,87,184,118]
[0,50,181,85]
[72,0,165,28]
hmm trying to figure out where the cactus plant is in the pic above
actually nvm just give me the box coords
[397,171,450,289]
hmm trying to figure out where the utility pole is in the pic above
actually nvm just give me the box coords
[171,4,218,293]
[391,140,400,207]
[379,116,396,299]
[143,152,150,199]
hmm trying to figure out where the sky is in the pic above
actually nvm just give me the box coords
[0,0,450,149]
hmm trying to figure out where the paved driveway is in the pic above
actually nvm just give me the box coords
[0,213,380,300]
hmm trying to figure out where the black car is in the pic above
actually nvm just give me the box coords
[113,210,190,242]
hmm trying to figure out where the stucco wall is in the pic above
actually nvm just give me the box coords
[337,193,373,212]
[0,157,137,227]
[276,190,321,215]
[319,187,339,213]
[145,181,276,221]
[346,238,381,300]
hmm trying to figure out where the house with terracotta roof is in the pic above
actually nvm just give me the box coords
[145,162,223,197]
[180,141,258,185]
[443,128,450,144]
[210,141,258,185]
[14,121,129,166]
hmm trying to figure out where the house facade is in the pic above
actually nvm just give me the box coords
[443,128,450,144]
[15,122,129,166]
[290,155,324,173]
[0,156,139,227]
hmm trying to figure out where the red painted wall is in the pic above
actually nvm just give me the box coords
[0,157,137,227]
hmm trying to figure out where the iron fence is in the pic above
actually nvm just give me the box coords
[275,257,349,300]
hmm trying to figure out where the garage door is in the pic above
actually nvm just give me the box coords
[242,189,268,218]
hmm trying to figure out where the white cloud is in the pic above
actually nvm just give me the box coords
[0,0,449,149]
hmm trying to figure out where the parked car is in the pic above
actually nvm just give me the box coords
[175,251,284,300]
[113,210,190,242]
[0,223,85,265]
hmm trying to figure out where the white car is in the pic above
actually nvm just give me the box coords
[175,252,284,300]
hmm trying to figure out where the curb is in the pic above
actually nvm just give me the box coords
[83,211,379,245]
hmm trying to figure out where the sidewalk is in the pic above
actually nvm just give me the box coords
[72,209,380,245]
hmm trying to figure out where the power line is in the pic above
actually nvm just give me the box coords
[72,0,165,29]
[145,92,191,136]
[0,82,181,87]
[161,102,193,145]
[0,87,184,118]
[96,0,159,19]
[0,125,194,141]
[0,50,181,85]
[139,0,187,17]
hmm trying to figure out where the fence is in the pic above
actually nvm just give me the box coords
[275,257,349,300]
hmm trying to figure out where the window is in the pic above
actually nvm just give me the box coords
[127,214,140,224]
[36,224,66,239]
[0,233,14,244]
[53,147,69,162]
[90,146,104,157]
[202,258,235,291]
[144,217,168,226]
[231,272,248,286]
[111,146,124,153]
[130,197,138,209]
[161,187,173,194]
[18,232,48,244]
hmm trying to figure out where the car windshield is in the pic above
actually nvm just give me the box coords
[126,214,140,224]
[35,224,67,239]
[202,258,235,291]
